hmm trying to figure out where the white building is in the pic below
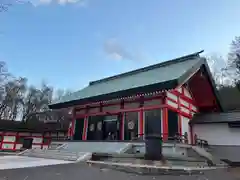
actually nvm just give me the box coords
[190,111,240,162]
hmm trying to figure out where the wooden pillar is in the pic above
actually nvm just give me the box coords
[120,100,125,140]
[0,132,3,150]
[162,108,168,141]
[178,115,182,137]
[121,113,125,140]
[162,93,168,141]
[82,117,88,140]
[139,109,144,139]
[189,124,194,145]
[82,107,89,140]
[13,132,18,151]
[138,96,144,139]
[70,108,76,140]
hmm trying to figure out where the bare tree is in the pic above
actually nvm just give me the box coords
[0,77,27,120]
[226,36,240,90]
[0,61,10,99]
[22,83,53,122]
[0,62,27,121]
[54,89,72,102]
[205,54,229,88]
[0,61,71,123]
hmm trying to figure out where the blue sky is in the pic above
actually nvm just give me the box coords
[0,0,240,91]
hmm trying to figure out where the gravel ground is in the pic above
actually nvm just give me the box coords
[0,163,238,180]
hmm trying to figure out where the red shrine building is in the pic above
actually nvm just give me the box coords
[49,51,223,144]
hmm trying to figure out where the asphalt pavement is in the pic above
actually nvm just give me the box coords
[0,163,238,180]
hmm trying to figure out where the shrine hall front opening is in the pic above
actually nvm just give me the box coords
[49,51,222,143]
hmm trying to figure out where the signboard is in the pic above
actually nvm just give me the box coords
[89,124,95,131]
[128,121,135,130]
[97,122,102,131]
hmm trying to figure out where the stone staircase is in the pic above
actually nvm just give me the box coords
[57,142,133,153]
[20,149,91,162]
[19,142,133,162]
[19,141,223,166]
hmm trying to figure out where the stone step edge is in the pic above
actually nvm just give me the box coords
[87,160,226,171]
[21,152,92,162]
[21,155,79,161]
[23,152,80,156]
[21,154,79,159]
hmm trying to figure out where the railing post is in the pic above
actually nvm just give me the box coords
[184,132,188,144]
[194,134,198,145]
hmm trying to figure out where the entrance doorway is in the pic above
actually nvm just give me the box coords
[87,115,121,140]
[87,116,104,140]
[103,115,120,140]
[22,138,33,149]
[124,112,138,140]
[145,109,162,136]
[73,118,84,140]
[168,110,178,139]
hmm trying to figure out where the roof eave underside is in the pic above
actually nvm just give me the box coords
[49,79,178,109]
[177,58,223,112]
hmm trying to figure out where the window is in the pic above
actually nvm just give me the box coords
[124,111,138,140]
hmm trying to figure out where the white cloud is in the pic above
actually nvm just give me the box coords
[104,38,133,61]
[103,38,150,62]
[29,0,87,6]
[39,0,52,4]
[110,53,123,61]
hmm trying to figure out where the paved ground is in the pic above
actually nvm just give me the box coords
[0,156,72,170]
[0,163,238,180]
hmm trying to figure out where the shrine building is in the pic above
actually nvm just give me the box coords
[49,51,223,144]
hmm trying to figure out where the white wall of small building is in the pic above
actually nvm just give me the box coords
[193,123,240,146]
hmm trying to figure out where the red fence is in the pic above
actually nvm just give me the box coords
[0,131,67,151]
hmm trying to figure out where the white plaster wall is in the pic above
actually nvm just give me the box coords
[15,144,22,150]
[193,123,240,146]
[32,145,42,149]
[181,116,191,142]
[181,117,189,136]
[32,137,43,144]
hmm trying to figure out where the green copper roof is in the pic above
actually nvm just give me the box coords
[50,51,206,108]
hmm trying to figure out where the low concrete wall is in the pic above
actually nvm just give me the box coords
[210,145,240,162]
[132,144,188,158]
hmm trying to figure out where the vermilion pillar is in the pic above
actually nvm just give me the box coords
[68,108,76,139]
[121,114,125,140]
[178,115,182,136]
[120,100,125,140]
[82,117,88,140]
[162,107,168,141]
[177,96,182,136]
[139,109,144,138]
[162,93,168,141]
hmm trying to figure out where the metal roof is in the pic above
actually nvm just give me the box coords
[49,51,206,109]
[190,111,240,124]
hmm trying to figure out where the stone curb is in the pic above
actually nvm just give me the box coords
[87,160,226,175]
